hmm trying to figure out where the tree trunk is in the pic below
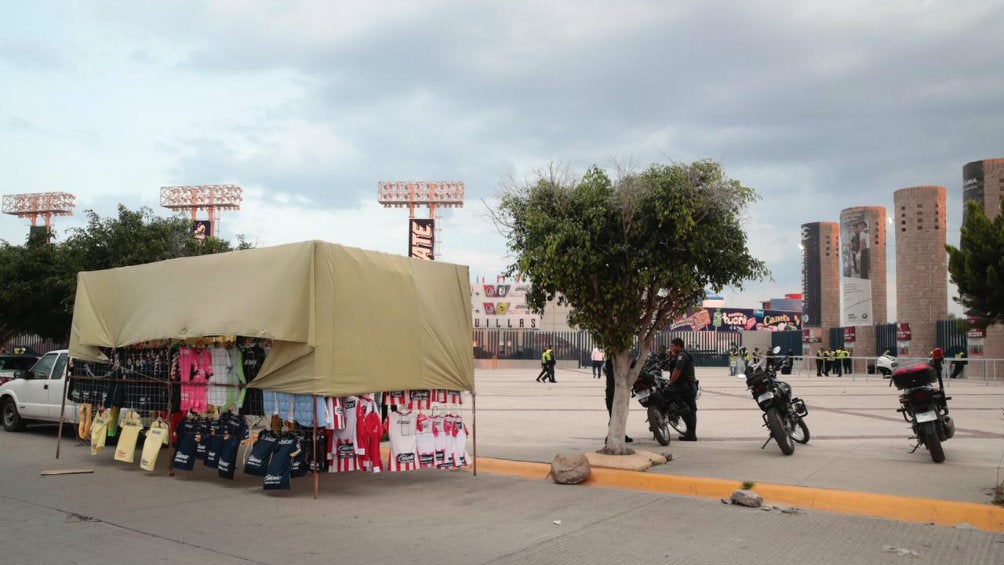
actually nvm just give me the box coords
[602,349,646,455]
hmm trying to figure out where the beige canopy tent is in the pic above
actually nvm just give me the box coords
[69,240,475,396]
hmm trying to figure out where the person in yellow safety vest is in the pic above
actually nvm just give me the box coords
[741,346,751,374]
[831,348,842,377]
[824,349,835,376]
[815,348,825,376]
[950,350,967,379]
[728,346,740,376]
[841,348,852,374]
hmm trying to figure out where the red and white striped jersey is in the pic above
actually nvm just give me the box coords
[385,410,419,472]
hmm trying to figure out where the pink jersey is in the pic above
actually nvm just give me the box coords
[385,410,419,472]
[178,346,212,413]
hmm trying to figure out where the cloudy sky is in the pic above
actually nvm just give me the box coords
[2,1,1001,318]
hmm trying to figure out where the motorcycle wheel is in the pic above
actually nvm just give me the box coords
[791,417,810,444]
[667,412,688,436]
[920,421,945,463]
[766,407,795,455]
[648,406,670,446]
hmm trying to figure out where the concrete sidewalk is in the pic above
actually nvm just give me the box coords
[467,366,1004,500]
[1,366,1003,564]
[2,425,1003,565]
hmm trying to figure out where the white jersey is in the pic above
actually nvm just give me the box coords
[415,413,437,469]
[386,410,419,472]
[444,414,471,468]
[207,347,236,408]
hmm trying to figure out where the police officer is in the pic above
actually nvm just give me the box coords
[950,350,967,379]
[667,338,698,441]
[815,348,825,376]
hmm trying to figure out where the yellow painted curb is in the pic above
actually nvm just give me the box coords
[470,457,1004,533]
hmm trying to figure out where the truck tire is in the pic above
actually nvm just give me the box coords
[2,397,26,432]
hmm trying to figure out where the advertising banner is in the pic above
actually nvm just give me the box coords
[668,308,801,332]
[840,210,873,326]
[192,220,211,241]
[409,219,434,260]
[962,161,985,225]
[843,327,856,343]
[472,278,539,329]
[801,223,821,326]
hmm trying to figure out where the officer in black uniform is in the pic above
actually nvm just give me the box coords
[667,338,698,441]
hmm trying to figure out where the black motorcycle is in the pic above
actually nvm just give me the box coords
[886,350,955,463]
[632,356,694,446]
[743,347,810,455]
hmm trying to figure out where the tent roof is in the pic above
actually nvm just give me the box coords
[69,240,474,396]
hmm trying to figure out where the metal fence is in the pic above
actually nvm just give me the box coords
[472,329,744,367]
[1,334,67,356]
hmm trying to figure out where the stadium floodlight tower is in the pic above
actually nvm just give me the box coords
[2,191,76,238]
[378,181,464,260]
[159,184,243,238]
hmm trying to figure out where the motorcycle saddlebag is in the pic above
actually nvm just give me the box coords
[891,363,936,389]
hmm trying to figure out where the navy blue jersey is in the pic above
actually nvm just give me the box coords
[263,436,300,490]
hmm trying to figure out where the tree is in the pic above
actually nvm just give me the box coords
[0,205,252,342]
[946,201,1004,328]
[495,160,768,454]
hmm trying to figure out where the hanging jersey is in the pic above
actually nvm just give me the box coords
[447,390,464,404]
[449,415,471,467]
[114,420,143,463]
[90,411,111,455]
[292,394,327,427]
[140,420,170,471]
[386,410,419,472]
[325,397,343,430]
[331,438,359,473]
[430,389,448,404]
[384,390,407,406]
[415,413,437,469]
[355,407,383,473]
[244,431,277,476]
[263,436,301,490]
[208,347,235,409]
[407,389,432,410]
[172,418,199,471]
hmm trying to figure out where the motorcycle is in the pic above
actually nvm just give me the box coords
[632,354,696,446]
[877,348,955,463]
[741,346,810,455]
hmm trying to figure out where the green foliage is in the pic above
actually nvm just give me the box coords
[495,160,769,356]
[742,480,756,490]
[946,201,1004,328]
[0,205,252,341]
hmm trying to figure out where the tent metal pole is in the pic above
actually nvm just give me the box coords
[472,391,477,476]
[313,395,319,499]
[56,361,71,459]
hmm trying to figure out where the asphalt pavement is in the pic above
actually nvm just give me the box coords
[0,365,1002,565]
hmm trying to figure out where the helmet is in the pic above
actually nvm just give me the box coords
[931,347,944,360]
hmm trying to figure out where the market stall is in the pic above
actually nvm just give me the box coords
[63,240,475,493]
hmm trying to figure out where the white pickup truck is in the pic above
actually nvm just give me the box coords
[0,349,77,431]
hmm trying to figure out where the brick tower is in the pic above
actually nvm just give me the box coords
[894,186,947,358]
